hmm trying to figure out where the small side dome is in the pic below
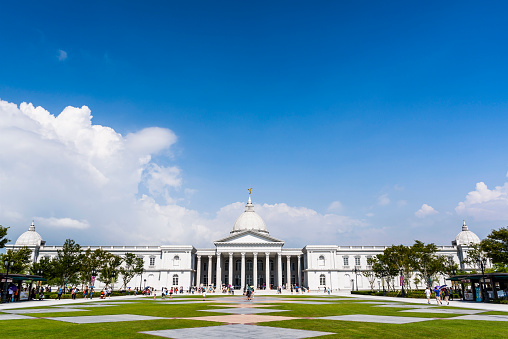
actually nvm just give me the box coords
[453,220,480,246]
[231,193,268,234]
[15,221,43,247]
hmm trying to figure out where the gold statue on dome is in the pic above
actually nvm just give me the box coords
[248,188,252,197]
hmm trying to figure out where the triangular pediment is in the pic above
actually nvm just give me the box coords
[214,230,284,245]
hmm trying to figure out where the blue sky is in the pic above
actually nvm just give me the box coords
[1,1,508,248]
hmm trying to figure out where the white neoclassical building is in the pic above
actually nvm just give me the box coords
[9,194,482,291]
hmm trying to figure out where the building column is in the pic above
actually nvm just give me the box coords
[228,252,233,288]
[277,253,282,288]
[196,256,201,287]
[241,252,246,290]
[253,252,258,290]
[216,253,222,289]
[297,255,302,288]
[207,255,212,288]
[286,255,291,288]
[265,252,270,289]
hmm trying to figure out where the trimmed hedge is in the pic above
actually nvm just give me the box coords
[351,289,460,299]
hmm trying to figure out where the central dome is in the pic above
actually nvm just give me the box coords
[231,195,268,234]
[453,220,480,246]
[15,221,43,247]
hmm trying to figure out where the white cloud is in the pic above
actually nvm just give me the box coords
[0,99,370,248]
[38,217,89,229]
[455,181,508,220]
[378,193,390,206]
[327,201,343,211]
[415,204,438,218]
[58,49,67,61]
[397,200,407,207]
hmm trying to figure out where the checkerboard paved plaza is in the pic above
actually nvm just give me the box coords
[1,293,508,338]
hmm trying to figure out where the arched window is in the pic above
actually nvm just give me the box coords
[173,274,179,286]
[173,255,180,266]
[318,255,325,266]
[235,260,241,271]
[257,260,263,271]
[319,274,326,286]
[246,260,253,271]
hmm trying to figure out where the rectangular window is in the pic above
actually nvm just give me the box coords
[343,257,349,266]
[149,257,155,266]
[355,257,361,266]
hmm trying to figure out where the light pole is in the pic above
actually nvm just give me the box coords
[2,259,15,303]
[478,257,488,302]
[352,267,359,291]
[111,271,116,293]
[144,279,146,289]
[400,268,405,297]
[351,279,354,291]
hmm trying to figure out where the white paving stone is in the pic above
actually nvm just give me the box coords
[46,314,168,324]
[0,314,36,320]
[141,324,334,339]
[5,308,89,314]
[319,314,432,324]
[446,314,508,321]
[199,308,288,315]
[400,308,483,314]
[374,304,435,308]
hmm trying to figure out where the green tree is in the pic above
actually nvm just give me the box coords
[1,247,32,274]
[361,270,377,291]
[118,253,144,290]
[0,225,9,248]
[411,241,442,288]
[462,243,487,271]
[481,227,508,270]
[53,239,82,289]
[95,250,122,288]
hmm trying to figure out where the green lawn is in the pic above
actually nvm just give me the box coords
[1,296,507,338]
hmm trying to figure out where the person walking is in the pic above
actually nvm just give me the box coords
[434,286,442,305]
[425,286,431,304]
[443,287,450,305]
[57,287,63,300]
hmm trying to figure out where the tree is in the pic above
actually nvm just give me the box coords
[53,239,82,289]
[0,247,32,274]
[361,270,377,291]
[481,227,508,270]
[0,225,9,248]
[462,243,487,271]
[118,253,144,290]
[95,250,122,288]
[411,241,442,288]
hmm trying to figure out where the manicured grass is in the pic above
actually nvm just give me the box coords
[1,296,507,338]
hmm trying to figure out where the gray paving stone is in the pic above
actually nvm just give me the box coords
[5,308,89,314]
[46,314,168,324]
[199,308,288,314]
[374,304,435,308]
[400,308,483,314]
[318,314,432,324]
[450,314,508,322]
[0,314,36,320]
[53,304,116,308]
[141,324,334,339]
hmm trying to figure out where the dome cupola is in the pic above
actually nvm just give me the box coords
[231,190,268,234]
[453,220,480,246]
[15,220,43,247]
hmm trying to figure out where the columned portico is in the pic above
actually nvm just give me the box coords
[277,253,282,287]
[241,252,246,289]
[228,252,233,287]
[216,253,222,288]
[196,256,201,286]
[253,252,258,289]
[286,255,291,287]
[297,255,302,287]
[265,252,270,289]
[207,255,212,287]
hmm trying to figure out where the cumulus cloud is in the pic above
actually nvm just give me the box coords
[455,181,508,220]
[378,193,390,206]
[327,201,343,211]
[38,217,90,229]
[57,49,67,61]
[415,204,439,218]
[0,99,369,248]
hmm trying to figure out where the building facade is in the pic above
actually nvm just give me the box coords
[9,194,481,291]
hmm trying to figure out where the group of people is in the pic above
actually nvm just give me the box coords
[425,285,451,305]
